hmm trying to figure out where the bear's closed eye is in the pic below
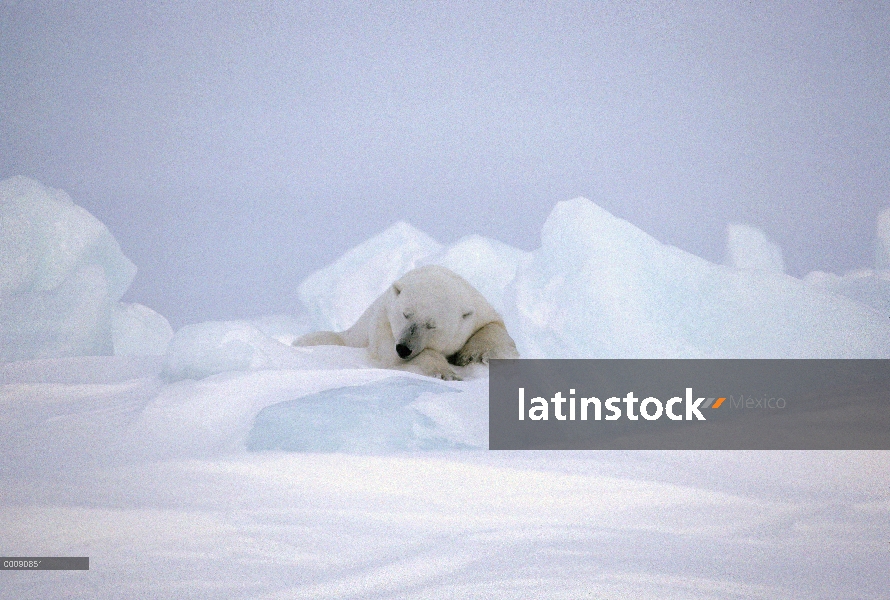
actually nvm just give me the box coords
[294,265,519,380]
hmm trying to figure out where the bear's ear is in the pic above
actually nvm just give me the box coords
[392,283,401,296]
[462,310,474,319]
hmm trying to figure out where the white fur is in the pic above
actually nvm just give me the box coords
[294,265,518,380]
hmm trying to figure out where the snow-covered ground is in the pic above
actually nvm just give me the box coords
[2,353,887,599]
[1,177,888,598]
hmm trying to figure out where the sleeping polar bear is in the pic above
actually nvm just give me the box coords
[294,265,519,380]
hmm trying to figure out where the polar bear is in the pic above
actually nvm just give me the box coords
[294,265,519,380]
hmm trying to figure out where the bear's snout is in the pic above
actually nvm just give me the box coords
[396,322,422,359]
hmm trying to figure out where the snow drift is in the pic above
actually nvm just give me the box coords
[1,177,889,598]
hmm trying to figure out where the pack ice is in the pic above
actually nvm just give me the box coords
[2,177,889,598]
[300,198,890,359]
[802,207,890,316]
[0,176,172,360]
[505,199,890,358]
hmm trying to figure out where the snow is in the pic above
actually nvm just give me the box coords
[246,375,486,452]
[1,178,889,597]
[0,359,887,598]
[801,208,890,317]
[504,198,890,358]
[0,176,175,360]
[112,302,174,356]
[297,225,529,334]
[249,313,315,346]
[298,221,443,331]
[0,177,137,360]
[803,268,890,317]
[162,321,375,381]
[295,198,890,360]
[725,223,785,273]
[164,320,299,381]
[419,234,531,317]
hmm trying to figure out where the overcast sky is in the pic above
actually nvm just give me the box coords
[2,1,888,328]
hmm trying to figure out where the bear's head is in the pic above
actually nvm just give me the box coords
[386,268,478,361]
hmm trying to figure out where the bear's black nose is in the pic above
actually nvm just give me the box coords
[396,344,412,359]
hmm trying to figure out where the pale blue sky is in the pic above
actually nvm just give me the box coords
[2,1,888,327]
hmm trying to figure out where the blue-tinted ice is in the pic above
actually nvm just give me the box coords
[246,376,468,452]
